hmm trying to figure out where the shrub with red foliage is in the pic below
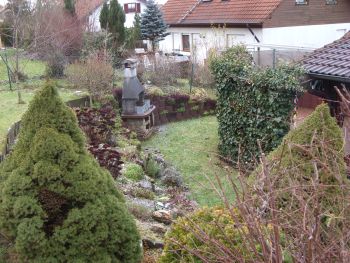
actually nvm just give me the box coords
[75,104,116,144]
[88,144,123,178]
[75,104,123,178]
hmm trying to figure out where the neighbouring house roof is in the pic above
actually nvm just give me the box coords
[74,0,105,20]
[162,0,282,26]
[303,32,350,81]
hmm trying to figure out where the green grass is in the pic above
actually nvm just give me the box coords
[143,116,236,206]
[0,52,46,81]
[0,88,80,148]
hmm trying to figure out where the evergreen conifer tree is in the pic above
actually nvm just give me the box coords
[0,83,141,262]
[99,2,109,30]
[108,0,126,45]
[133,13,142,41]
[64,0,75,15]
[141,0,169,51]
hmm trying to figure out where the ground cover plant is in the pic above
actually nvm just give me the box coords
[210,46,304,167]
[0,83,141,262]
[143,116,235,206]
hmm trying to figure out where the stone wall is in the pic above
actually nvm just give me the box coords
[113,89,217,126]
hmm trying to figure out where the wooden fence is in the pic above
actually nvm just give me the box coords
[0,96,90,164]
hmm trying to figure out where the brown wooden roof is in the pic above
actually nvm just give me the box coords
[162,0,283,26]
[304,33,350,80]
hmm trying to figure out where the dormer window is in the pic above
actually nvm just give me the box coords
[124,3,141,14]
[295,0,308,4]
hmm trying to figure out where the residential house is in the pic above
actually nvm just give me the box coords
[160,0,350,62]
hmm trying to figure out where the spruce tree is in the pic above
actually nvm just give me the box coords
[99,2,109,30]
[0,83,141,262]
[64,0,75,15]
[141,0,169,51]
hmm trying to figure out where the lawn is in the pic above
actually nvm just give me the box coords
[0,88,80,148]
[0,50,46,82]
[143,116,236,206]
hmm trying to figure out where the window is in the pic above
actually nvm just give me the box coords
[182,35,190,52]
[326,0,337,4]
[295,0,308,5]
[124,3,141,13]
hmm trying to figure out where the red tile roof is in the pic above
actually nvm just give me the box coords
[303,33,350,80]
[162,0,283,26]
[75,0,105,20]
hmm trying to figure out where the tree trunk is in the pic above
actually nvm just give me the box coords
[14,22,25,105]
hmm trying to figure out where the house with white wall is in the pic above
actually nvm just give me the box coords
[75,0,167,32]
[160,0,350,62]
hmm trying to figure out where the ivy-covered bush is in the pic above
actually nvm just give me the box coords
[210,46,304,166]
[160,207,263,263]
[0,83,141,262]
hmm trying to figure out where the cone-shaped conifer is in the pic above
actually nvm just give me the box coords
[0,83,141,262]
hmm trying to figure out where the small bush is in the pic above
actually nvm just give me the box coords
[251,104,350,260]
[144,155,160,178]
[66,54,114,101]
[131,188,155,200]
[123,163,144,181]
[127,203,153,221]
[46,52,66,78]
[160,207,263,263]
[192,63,215,89]
[143,57,182,86]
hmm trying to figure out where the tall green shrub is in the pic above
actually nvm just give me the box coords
[0,83,141,262]
[210,46,304,166]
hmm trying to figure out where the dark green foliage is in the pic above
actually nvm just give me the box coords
[210,46,304,166]
[141,0,169,51]
[100,2,109,30]
[144,155,160,178]
[126,13,142,49]
[99,0,126,48]
[0,83,141,262]
[64,0,75,14]
[108,0,126,45]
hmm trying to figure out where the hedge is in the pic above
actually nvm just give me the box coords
[210,46,304,167]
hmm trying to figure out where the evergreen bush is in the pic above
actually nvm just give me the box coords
[0,83,141,262]
[210,46,304,167]
[251,104,350,258]
[160,207,263,263]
